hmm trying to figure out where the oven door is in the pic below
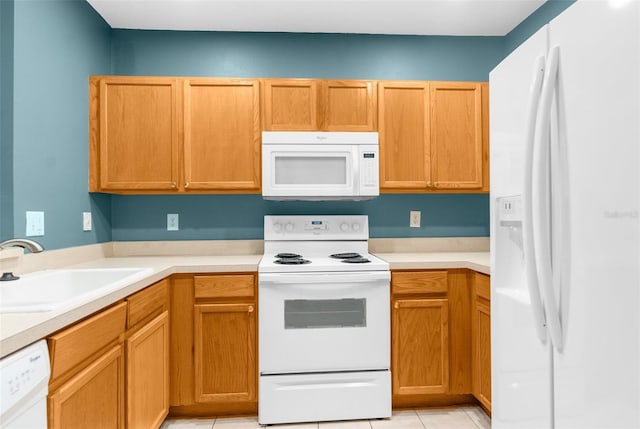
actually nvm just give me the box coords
[259,271,390,374]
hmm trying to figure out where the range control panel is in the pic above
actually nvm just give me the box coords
[264,215,369,241]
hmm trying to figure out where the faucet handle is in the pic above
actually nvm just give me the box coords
[0,272,20,281]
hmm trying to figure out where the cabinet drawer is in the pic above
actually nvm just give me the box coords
[474,273,490,301]
[48,302,127,381]
[392,271,448,295]
[127,279,169,328]
[194,274,255,299]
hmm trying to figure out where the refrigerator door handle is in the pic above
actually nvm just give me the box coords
[533,45,564,350]
[523,55,548,344]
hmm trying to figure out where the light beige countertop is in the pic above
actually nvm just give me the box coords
[373,251,490,275]
[0,238,490,358]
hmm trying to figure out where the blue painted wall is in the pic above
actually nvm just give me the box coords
[112,31,505,81]
[0,0,15,242]
[2,0,577,249]
[504,0,576,54]
[5,0,112,248]
[112,194,490,241]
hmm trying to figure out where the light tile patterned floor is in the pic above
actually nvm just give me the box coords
[161,406,491,429]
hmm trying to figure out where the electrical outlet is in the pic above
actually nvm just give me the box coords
[167,213,179,231]
[26,211,45,236]
[83,212,92,231]
[410,210,421,228]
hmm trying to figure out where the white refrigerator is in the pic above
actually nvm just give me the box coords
[490,1,639,428]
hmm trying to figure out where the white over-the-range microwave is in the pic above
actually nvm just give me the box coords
[261,131,380,201]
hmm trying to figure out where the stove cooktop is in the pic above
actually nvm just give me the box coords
[259,251,388,273]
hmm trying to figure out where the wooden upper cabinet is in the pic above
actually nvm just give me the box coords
[322,80,377,131]
[94,76,179,191]
[378,80,488,193]
[262,79,377,131]
[183,79,261,191]
[378,81,431,189]
[262,79,319,130]
[430,82,484,190]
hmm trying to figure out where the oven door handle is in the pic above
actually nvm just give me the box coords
[259,271,390,285]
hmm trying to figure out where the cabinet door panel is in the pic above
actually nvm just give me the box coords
[392,298,449,395]
[126,311,169,429]
[194,303,256,403]
[99,77,179,191]
[49,345,124,429]
[430,82,483,189]
[323,80,376,131]
[473,273,491,411]
[184,79,260,191]
[263,80,319,130]
[378,82,431,189]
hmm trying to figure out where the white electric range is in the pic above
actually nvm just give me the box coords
[258,215,391,425]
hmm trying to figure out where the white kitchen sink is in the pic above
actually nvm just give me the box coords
[0,268,154,313]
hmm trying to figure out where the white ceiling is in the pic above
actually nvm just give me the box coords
[87,0,546,36]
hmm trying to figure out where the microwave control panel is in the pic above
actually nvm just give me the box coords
[359,146,379,194]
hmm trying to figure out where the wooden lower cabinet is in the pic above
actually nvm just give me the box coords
[472,273,491,412]
[391,269,488,410]
[392,298,449,395]
[169,273,258,416]
[126,311,170,429]
[48,344,125,429]
[194,303,256,403]
[47,280,170,429]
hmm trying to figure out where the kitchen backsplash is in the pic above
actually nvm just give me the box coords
[111,194,489,241]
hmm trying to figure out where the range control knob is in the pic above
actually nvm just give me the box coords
[285,223,294,232]
[352,222,361,232]
[340,223,349,232]
[273,223,282,233]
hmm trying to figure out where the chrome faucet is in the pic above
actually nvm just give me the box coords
[0,238,44,281]
[0,238,45,253]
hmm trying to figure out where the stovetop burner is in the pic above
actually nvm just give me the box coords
[340,257,371,264]
[274,258,311,265]
[276,253,303,259]
[330,252,362,259]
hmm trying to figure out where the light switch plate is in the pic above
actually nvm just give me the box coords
[26,211,45,236]
[83,212,92,231]
[167,213,179,231]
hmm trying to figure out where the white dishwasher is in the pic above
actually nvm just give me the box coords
[0,340,50,428]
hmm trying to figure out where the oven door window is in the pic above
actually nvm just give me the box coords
[284,298,366,329]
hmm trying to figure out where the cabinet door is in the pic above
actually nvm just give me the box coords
[97,77,179,191]
[472,273,491,411]
[126,311,169,429]
[473,300,491,410]
[392,298,449,395]
[183,79,261,191]
[378,82,431,190]
[49,344,124,429]
[429,82,484,189]
[322,80,377,131]
[263,79,319,130]
[194,303,256,403]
